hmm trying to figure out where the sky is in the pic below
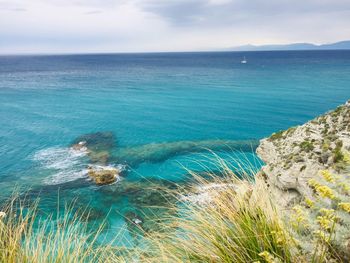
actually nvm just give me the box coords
[0,0,350,54]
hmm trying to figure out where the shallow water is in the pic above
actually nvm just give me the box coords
[1,50,350,244]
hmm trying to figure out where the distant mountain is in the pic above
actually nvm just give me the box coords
[229,40,350,51]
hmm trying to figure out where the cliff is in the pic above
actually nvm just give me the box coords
[257,100,350,208]
[256,100,350,260]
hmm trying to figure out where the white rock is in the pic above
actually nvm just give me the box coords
[256,101,350,208]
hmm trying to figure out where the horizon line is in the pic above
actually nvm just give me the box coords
[1,48,350,57]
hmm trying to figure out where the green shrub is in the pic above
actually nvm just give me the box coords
[270,130,284,141]
[333,148,344,163]
[300,140,314,152]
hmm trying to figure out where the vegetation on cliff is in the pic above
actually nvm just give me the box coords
[258,100,350,261]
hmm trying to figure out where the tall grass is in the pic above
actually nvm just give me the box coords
[0,159,296,263]
[1,155,346,262]
[132,164,297,263]
[0,193,123,263]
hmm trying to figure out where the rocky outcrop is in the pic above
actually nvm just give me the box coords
[87,165,121,185]
[71,132,258,167]
[257,100,350,208]
[72,131,115,152]
[111,139,259,166]
[71,131,115,164]
[70,132,258,185]
[256,101,350,260]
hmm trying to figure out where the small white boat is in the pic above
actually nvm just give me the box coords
[241,56,247,64]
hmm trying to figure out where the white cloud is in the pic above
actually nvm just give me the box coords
[207,0,232,6]
[0,0,349,53]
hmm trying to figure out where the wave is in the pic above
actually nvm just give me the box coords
[33,147,88,185]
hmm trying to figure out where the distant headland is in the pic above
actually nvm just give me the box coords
[228,40,350,52]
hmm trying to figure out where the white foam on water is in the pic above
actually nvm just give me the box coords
[46,169,88,185]
[181,183,238,205]
[33,147,88,169]
[33,147,89,185]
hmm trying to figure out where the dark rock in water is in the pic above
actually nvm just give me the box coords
[100,179,181,234]
[128,183,176,207]
[71,132,258,174]
[111,139,259,167]
[72,131,115,152]
[130,188,167,206]
[87,166,121,185]
[71,131,115,164]
[88,150,110,164]
[71,141,88,152]
[103,178,178,197]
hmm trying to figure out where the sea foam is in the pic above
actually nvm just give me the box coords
[33,147,88,185]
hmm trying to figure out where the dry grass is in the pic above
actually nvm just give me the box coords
[1,155,348,262]
[123,156,298,263]
[0,193,124,263]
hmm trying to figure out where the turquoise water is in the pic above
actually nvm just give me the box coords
[1,51,350,243]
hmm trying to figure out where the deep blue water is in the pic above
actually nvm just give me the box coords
[1,50,350,244]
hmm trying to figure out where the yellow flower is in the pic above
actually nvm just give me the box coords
[291,205,309,229]
[308,178,335,199]
[320,170,335,183]
[338,202,350,213]
[317,209,336,230]
[314,230,331,243]
[317,216,333,230]
[315,185,335,199]
[304,198,315,208]
[343,151,350,164]
[258,251,278,263]
[259,251,271,258]
[308,179,320,188]
[271,230,286,245]
[319,208,335,216]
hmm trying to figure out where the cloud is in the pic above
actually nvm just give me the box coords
[84,10,103,15]
[0,1,26,11]
[138,0,350,27]
[0,0,349,53]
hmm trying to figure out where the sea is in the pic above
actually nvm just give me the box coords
[1,50,350,245]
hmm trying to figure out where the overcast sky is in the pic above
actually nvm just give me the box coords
[1,0,350,54]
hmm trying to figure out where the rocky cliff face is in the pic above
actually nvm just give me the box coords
[257,100,350,208]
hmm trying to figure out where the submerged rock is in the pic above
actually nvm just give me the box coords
[88,150,110,164]
[71,131,115,164]
[72,131,115,152]
[71,141,88,152]
[103,178,179,206]
[101,178,180,234]
[111,139,259,167]
[71,131,258,167]
[87,165,121,185]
